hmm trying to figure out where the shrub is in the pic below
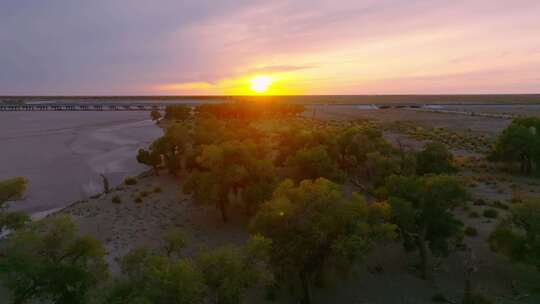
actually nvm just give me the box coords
[432,293,447,302]
[112,195,122,204]
[0,216,108,304]
[483,209,498,218]
[491,200,508,210]
[489,199,540,272]
[124,177,137,186]
[464,293,494,304]
[135,197,143,203]
[473,198,486,206]
[464,226,478,237]
[154,186,162,193]
[468,211,480,218]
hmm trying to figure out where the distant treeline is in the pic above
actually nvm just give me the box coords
[3,94,540,105]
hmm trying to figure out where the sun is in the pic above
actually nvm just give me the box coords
[249,75,272,93]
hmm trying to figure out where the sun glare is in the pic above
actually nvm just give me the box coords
[249,75,272,93]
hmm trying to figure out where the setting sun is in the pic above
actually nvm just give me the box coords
[249,75,272,93]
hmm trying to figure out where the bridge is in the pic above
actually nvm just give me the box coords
[0,103,177,111]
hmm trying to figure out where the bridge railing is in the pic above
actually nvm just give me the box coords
[0,104,167,111]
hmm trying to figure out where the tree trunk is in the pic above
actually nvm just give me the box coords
[245,201,251,217]
[418,226,429,280]
[218,198,228,222]
[300,272,312,304]
[526,157,532,175]
[462,277,472,304]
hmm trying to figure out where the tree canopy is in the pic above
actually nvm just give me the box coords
[384,174,468,278]
[184,140,276,221]
[251,178,396,304]
[0,215,108,304]
[416,142,456,175]
[490,117,540,174]
[0,177,29,232]
[164,104,191,121]
[489,198,540,272]
[150,109,161,123]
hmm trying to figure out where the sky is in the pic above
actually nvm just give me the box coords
[1,0,539,95]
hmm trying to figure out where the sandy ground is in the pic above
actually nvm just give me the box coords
[60,174,249,274]
[0,112,162,216]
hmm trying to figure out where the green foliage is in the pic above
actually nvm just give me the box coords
[162,229,186,257]
[416,142,457,175]
[490,117,540,174]
[184,140,276,221]
[285,145,345,183]
[194,102,304,120]
[105,236,270,304]
[150,109,161,122]
[251,178,396,304]
[136,148,161,175]
[0,177,30,232]
[489,198,540,271]
[163,123,191,174]
[0,177,27,205]
[364,152,400,187]
[192,117,227,146]
[105,248,206,304]
[336,126,393,169]
[0,215,108,304]
[196,245,267,304]
[384,174,468,278]
[164,105,191,121]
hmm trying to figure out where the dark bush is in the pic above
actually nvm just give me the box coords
[483,209,498,218]
[124,177,137,186]
[112,195,122,204]
[464,226,478,237]
[468,211,480,218]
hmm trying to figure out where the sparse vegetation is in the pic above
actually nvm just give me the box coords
[112,195,122,204]
[465,226,478,237]
[124,177,137,186]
